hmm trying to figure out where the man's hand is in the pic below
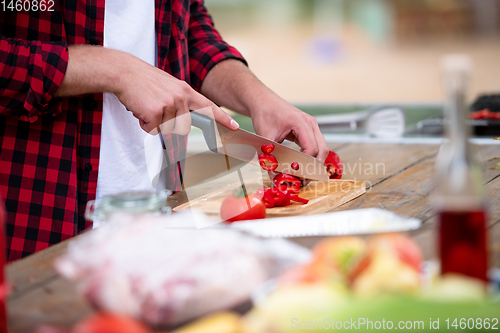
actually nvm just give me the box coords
[55,45,239,135]
[249,97,328,162]
[201,59,329,162]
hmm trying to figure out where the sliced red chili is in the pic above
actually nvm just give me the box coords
[257,187,290,208]
[277,193,291,207]
[288,193,309,204]
[324,150,343,180]
[258,175,309,207]
[258,153,278,172]
[291,162,299,170]
[273,173,301,194]
[268,187,289,206]
[261,143,275,154]
[257,188,275,208]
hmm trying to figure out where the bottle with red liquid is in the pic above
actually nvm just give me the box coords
[0,196,7,332]
[434,55,488,283]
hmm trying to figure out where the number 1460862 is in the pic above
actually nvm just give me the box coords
[445,318,498,330]
[1,0,54,12]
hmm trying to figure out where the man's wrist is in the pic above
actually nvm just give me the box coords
[57,45,128,97]
[91,47,129,95]
[245,87,289,119]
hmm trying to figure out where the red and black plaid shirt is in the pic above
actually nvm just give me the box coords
[0,0,245,261]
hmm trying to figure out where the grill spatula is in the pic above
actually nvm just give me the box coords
[315,106,406,138]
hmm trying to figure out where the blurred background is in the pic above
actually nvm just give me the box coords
[205,0,500,104]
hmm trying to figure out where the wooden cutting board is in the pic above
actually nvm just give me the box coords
[173,179,366,218]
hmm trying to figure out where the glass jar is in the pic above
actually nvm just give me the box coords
[85,190,172,224]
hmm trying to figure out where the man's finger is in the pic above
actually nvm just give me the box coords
[312,122,329,163]
[211,104,239,130]
[139,119,160,135]
[159,107,175,135]
[171,100,192,135]
[187,90,239,130]
[293,123,319,158]
[135,104,163,135]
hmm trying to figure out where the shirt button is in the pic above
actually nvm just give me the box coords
[85,164,93,173]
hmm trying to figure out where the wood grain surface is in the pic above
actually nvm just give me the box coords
[173,179,366,218]
[5,142,500,333]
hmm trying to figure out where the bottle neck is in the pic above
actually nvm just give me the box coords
[442,69,471,156]
[434,57,485,211]
[443,88,470,155]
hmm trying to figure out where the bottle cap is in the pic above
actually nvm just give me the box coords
[440,54,473,74]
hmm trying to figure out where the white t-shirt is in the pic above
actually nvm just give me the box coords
[95,0,163,227]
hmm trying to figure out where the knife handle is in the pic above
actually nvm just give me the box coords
[190,111,218,153]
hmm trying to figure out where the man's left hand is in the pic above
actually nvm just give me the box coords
[250,96,329,163]
[201,59,329,162]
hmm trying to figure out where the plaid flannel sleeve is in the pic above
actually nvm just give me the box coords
[187,0,247,91]
[0,34,68,122]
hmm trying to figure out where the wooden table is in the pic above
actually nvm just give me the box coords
[6,143,500,333]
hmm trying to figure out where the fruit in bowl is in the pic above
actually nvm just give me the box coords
[278,233,424,296]
[348,233,423,297]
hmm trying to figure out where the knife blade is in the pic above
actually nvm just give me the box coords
[190,111,329,182]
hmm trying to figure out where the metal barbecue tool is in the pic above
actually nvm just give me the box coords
[315,106,406,138]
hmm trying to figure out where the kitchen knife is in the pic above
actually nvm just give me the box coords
[190,111,329,182]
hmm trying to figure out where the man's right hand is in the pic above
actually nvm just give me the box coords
[55,45,239,135]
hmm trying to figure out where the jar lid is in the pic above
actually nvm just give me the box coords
[101,191,170,211]
[85,190,172,221]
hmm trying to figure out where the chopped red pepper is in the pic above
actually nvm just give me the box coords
[279,194,291,207]
[257,186,308,207]
[257,188,274,208]
[291,162,299,170]
[257,187,290,208]
[269,187,290,206]
[273,173,301,194]
[258,153,278,171]
[324,151,343,179]
[259,191,275,208]
[288,193,309,204]
[261,143,275,154]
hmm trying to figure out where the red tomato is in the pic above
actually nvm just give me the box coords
[72,313,150,333]
[220,193,266,223]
